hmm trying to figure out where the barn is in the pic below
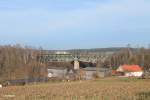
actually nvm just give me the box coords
[47,67,68,78]
[83,67,111,80]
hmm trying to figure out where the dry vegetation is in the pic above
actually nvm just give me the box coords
[0,78,150,100]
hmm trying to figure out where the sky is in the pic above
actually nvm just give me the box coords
[0,0,150,50]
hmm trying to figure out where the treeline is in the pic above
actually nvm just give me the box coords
[0,45,47,82]
[67,47,122,55]
[1,44,150,82]
[106,47,150,70]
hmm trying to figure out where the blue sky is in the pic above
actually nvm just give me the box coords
[0,0,150,49]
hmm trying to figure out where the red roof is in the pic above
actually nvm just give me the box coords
[121,64,143,72]
[111,70,118,74]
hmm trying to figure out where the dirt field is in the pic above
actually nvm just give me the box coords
[0,77,150,100]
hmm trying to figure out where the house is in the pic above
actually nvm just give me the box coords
[116,64,143,77]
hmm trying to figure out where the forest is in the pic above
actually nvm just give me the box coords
[0,44,46,82]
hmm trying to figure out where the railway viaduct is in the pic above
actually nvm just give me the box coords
[37,53,109,69]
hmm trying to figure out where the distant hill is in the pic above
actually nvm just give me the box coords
[44,47,136,55]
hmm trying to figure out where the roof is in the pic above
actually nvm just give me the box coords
[83,67,110,71]
[47,67,67,70]
[111,70,118,74]
[117,65,143,72]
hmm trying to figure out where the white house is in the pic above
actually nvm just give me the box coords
[117,65,143,77]
[124,72,143,77]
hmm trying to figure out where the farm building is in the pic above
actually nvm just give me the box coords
[116,65,143,77]
[47,66,76,80]
[47,67,111,80]
[83,67,111,80]
[47,60,110,80]
[47,67,68,78]
[1,78,48,86]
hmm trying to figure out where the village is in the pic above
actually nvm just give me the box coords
[1,49,149,88]
[45,51,145,80]
[38,49,150,79]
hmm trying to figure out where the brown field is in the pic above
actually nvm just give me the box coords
[0,77,150,100]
